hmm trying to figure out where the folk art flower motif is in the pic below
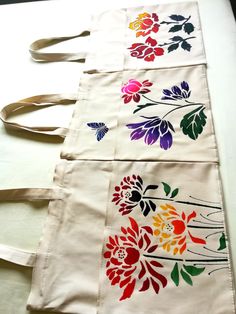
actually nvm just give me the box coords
[126,116,174,150]
[128,12,196,62]
[128,36,164,62]
[162,81,191,101]
[104,217,167,301]
[129,12,160,37]
[105,176,227,300]
[112,174,158,216]
[153,204,206,255]
[121,79,153,104]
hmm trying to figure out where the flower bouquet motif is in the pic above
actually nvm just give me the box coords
[103,175,228,301]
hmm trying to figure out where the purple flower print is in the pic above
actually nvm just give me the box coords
[126,116,175,150]
[162,81,191,101]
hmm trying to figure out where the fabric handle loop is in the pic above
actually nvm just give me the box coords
[0,93,77,137]
[0,187,65,267]
[29,31,90,62]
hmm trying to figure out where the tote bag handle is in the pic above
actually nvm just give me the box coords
[0,187,64,267]
[29,31,90,62]
[0,94,77,138]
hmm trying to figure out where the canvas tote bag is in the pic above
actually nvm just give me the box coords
[0,1,235,314]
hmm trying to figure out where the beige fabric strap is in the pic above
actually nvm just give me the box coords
[29,31,90,62]
[0,187,64,201]
[0,244,36,267]
[0,187,65,266]
[0,94,77,137]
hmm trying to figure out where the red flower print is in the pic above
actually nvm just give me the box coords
[129,12,160,37]
[112,175,157,216]
[121,79,153,104]
[128,36,164,62]
[153,204,206,255]
[104,217,167,301]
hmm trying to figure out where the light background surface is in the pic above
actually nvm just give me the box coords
[0,0,235,313]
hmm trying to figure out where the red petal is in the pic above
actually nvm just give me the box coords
[104,251,111,258]
[119,279,136,301]
[147,244,158,253]
[120,275,131,288]
[187,211,197,223]
[139,277,150,292]
[138,261,146,279]
[180,242,187,254]
[144,233,151,250]
[144,53,155,62]
[145,36,157,47]
[150,260,163,268]
[121,227,127,234]
[141,226,153,235]
[150,278,160,294]
[188,231,206,244]
[133,93,141,103]
[138,236,144,249]
[145,261,167,287]
[129,217,139,236]
[111,275,121,285]
[128,43,143,49]
[154,47,164,56]
[124,268,136,277]
[106,243,113,250]
[127,227,136,238]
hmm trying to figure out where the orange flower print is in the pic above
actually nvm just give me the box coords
[129,12,160,37]
[153,204,206,255]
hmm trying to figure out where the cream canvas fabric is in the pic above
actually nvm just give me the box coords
[61,64,217,162]
[26,160,235,314]
[30,2,206,72]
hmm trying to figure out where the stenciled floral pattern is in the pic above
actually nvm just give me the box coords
[126,116,174,150]
[124,80,207,150]
[129,12,160,37]
[112,175,158,216]
[105,174,228,301]
[121,79,153,104]
[153,204,206,255]
[128,37,164,62]
[128,12,196,62]
[104,217,167,301]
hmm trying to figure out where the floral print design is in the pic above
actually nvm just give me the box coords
[112,175,157,216]
[104,217,167,301]
[105,174,228,301]
[124,80,207,150]
[128,37,164,62]
[121,79,152,104]
[128,12,196,62]
[153,204,206,255]
[126,116,174,150]
[129,12,160,37]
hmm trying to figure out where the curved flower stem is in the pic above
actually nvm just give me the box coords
[143,254,228,263]
[142,196,222,210]
[162,103,204,119]
[189,195,220,205]
[142,95,181,107]
[208,267,228,275]
[203,247,228,255]
[159,36,196,47]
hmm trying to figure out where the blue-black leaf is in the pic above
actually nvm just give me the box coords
[168,43,179,53]
[169,24,183,32]
[170,36,183,41]
[169,14,185,21]
[181,41,192,51]
[184,23,195,34]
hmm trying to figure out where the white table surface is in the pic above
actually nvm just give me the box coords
[0,0,235,313]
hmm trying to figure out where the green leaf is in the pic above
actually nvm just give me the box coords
[169,14,185,21]
[183,265,205,276]
[217,233,227,251]
[180,106,207,140]
[171,262,179,286]
[184,23,195,34]
[170,188,179,198]
[162,182,171,196]
[170,36,183,41]
[180,269,193,286]
[181,40,192,51]
[169,24,183,32]
[168,43,179,53]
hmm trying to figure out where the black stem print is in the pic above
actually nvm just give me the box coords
[200,214,223,224]
[189,195,220,205]
[162,103,204,119]
[206,231,224,239]
[187,249,226,259]
[142,196,222,210]
[208,267,228,275]
[159,36,195,48]
[144,254,228,263]
[203,247,228,255]
[193,263,228,266]
[207,210,223,217]
[192,219,223,226]
[187,225,224,230]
